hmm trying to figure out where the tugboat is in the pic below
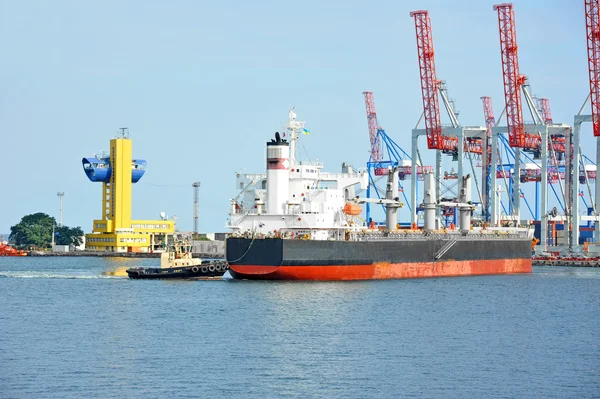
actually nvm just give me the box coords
[0,236,27,256]
[126,239,228,280]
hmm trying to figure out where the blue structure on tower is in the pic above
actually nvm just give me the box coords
[82,157,147,183]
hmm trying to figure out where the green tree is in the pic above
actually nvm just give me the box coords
[192,233,211,241]
[55,225,84,247]
[10,213,56,248]
[9,213,84,249]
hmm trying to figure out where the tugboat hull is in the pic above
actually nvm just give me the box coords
[127,261,229,280]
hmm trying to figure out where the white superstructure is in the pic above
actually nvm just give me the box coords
[228,109,369,235]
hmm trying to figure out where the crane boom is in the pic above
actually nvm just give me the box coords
[493,3,541,150]
[538,98,553,124]
[363,92,383,161]
[493,3,527,148]
[410,10,457,153]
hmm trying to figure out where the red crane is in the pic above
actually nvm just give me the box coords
[586,0,600,136]
[410,10,457,153]
[465,139,483,155]
[481,96,496,219]
[481,96,495,166]
[538,98,553,124]
[363,91,383,161]
[493,3,539,150]
[482,97,496,132]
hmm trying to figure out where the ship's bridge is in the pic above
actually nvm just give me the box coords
[295,160,324,168]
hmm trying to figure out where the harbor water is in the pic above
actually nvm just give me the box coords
[1,257,599,398]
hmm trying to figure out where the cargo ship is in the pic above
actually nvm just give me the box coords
[225,110,533,280]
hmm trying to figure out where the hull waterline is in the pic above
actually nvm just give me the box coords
[229,258,532,280]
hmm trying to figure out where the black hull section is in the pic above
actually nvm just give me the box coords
[226,237,532,267]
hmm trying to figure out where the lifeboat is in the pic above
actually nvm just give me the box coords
[0,236,27,256]
[342,203,362,216]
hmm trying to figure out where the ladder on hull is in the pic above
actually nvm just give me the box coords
[434,240,457,260]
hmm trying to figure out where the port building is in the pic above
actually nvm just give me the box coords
[82,129,174,252]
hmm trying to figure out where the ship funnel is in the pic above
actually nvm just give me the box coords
[459,174,472,233]
[423,172,436,232]
[266,137,290,214]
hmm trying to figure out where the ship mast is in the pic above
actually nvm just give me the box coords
[286,107,306,165]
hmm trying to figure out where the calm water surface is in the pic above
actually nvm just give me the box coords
[0,257,599,398]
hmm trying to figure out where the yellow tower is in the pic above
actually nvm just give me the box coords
[106,137,132,229]
[82,129,174,252]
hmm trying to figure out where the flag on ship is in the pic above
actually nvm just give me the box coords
[302,128,310,135]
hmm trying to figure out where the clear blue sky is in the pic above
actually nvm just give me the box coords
[0,0,587,233]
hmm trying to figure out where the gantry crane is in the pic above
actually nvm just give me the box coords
[362,92,432,224]
[492,3,571,251]
[493,2,539,227]
[571,0,600,249]
[409,10,486,227]
[487,90,594,246]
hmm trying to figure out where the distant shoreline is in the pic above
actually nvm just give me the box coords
[26,251,224,259]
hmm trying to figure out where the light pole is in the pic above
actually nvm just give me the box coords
[57,192,65,226]
[51,223,55,250]
[193,182,201,235]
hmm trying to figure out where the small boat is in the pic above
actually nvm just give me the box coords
[126,240,228,279]
[0,236,27,256]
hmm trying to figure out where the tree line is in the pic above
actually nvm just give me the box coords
[9,213,84,249]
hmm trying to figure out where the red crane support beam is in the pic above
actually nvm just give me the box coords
[586,0,600,136]
[363,92,382,161]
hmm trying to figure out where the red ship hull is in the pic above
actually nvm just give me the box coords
[229,258,532,281]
